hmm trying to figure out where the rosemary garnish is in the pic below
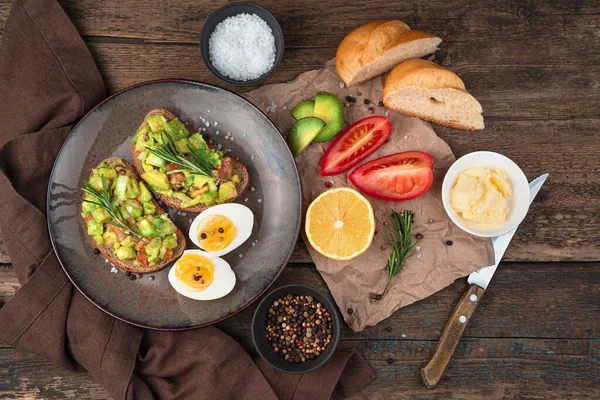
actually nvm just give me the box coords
[82,175,143,239]
[387,210,420,279]
[145,133,223,180]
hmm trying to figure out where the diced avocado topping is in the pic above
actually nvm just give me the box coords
[87,220,103,236]
[138,218,158,237]
[131,113,238,207]
[145,152,166,168]
[147,114,167,132]
[137,182,153,203]
[82,159,180,267]
[92,208,111,224]
[175,138,191,153]
[141,170,171,191]
[116,246,136,261]
[218,181,238,203]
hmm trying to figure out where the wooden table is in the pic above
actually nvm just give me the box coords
[1,0,599,398]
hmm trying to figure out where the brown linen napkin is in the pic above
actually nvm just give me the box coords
[246,61,494,331]
[0,0,374,398]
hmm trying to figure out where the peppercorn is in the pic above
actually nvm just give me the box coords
[446,240,453,246]
[201,233,207,239]
[149,276,154,281]
[416,233,423,240]
[218,227,224,233]
[264,293,333,363]
[346,95,356,103]
[93,248,100,255]
[125,271,132,277]
[325,181,333,188]
[378,101,384,107]
[364,99,370,105]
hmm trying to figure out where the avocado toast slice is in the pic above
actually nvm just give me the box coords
[131,109,249,212]
[81,158,186,274]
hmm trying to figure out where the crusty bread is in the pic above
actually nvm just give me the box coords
[383,59,484,130]
[131,109,249,212]
[336,20,441,87]
[82,158,186,273]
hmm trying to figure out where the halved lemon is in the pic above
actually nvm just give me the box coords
[305,187,375,260]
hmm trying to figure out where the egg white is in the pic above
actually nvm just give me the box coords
[189,203,254,256]
[168,250,236,300]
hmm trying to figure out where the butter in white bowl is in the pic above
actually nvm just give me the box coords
[450,167,512,224]
[442,152,530,238]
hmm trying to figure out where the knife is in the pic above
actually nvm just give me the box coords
[421,173,549,388]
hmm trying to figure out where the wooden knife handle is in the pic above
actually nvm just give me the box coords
[421,284,485,388]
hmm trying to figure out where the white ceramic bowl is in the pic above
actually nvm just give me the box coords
[442,151,530,238]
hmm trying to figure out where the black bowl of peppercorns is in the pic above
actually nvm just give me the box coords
[252,284,340,373]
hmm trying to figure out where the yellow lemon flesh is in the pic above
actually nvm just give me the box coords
[305,187,375,260]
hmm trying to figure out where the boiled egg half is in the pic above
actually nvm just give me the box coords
[189,204,254,256]
[168,250,236,300]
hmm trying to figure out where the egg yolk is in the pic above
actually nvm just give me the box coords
[174,254,214,291]
[197,215,237,251]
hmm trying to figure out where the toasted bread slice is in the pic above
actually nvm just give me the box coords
[82,157,186,273]
[131,109,249,212]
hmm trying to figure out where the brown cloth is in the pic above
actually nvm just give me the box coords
[0,0,374,398]
[246,62,494,331]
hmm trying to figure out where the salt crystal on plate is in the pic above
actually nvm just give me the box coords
[110,266,118,273]
[257,199,262,203]
[216,130,220,135]
[207,109,211,113]
[416,245,422,251]
[208,13,276,81]
[417,253,423,259]
[250,155,255,160]
[339,82,345,88]
[213,121,218,126]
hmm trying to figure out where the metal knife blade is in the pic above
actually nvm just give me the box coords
[468,173,549,289]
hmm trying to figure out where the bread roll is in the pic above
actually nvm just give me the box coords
[383,59,484,130]
[336,20,441,87]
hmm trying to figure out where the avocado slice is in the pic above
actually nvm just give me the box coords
[312,92,344,142]
[141,170,170,191]
[291,100,315,120]
[287,117,326,157]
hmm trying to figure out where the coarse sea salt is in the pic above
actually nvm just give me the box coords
[209,13,276,81]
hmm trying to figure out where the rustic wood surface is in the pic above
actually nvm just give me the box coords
[1,0,599,398]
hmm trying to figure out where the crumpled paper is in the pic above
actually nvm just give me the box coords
[247,60,493,331]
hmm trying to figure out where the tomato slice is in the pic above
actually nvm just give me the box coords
[137,251,148,267]
[348,151,434,201]
[320,116,392,176]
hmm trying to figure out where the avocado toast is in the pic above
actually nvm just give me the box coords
[131,109,249,212]
[81,158,186,273]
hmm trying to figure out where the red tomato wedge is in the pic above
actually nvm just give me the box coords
[348,151,434,201]
[320,116,392,176]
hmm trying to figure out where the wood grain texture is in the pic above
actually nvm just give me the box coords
[1,264,598,398]
[1,0,599,397]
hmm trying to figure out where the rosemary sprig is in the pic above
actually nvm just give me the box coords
[82,175,142,239]
[145,133,223,180]
[387,210,420,279]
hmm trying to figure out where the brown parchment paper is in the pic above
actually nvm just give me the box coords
[247,60,494,332]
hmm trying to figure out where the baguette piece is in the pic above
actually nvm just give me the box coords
[383,59,484,130]
[131,109,249,212]
[82,158,186,273]
[336,20,441,87]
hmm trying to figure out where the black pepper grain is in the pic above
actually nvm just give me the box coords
[378,101,384,107]
[218,227,224,233]
[364,99,370,105]
[201,233,207,239]
[149,276,155,281]
[93,248,100,255]
[264,293,333,364]
[416,233,423,240]
[125,271,132,277]
[446,240,453,246]
[346,95,356,103]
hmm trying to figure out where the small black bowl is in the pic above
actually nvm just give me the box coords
[200,2,285,86]
[252,284,341,374]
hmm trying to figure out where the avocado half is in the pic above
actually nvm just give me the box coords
[312,92,344,142]
[288,117,326,157]
[291,100,315,120]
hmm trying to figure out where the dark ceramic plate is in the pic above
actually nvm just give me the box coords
[251,284,340,373]
[47,80,301,330]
